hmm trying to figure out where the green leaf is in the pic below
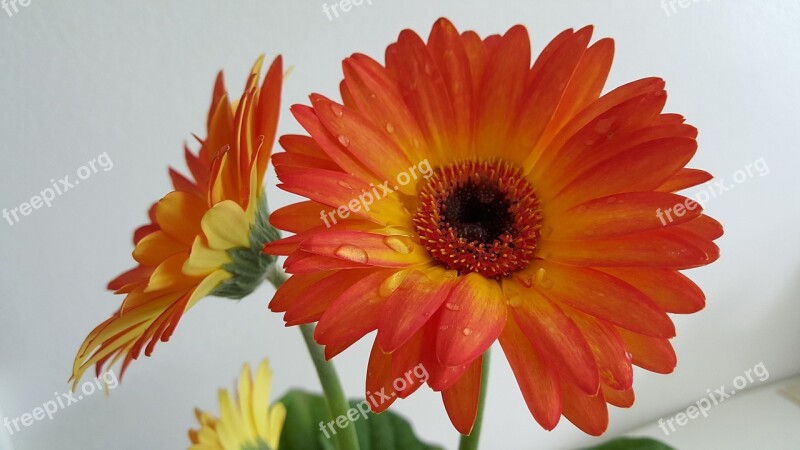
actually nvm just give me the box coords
[278,390,444,450]
[581,437,676,450]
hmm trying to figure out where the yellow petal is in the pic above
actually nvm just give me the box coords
[184,236,232,277]
[202,200,250,250]
[188,270,232,308]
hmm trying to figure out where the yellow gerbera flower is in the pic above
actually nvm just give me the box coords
[71,56,284,387]
[189,360,286,450]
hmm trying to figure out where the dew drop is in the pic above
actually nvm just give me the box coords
[337,179,354,189]
[337,135,350,147]
[330,103,344,117]
[383,236,414,254]
[507,294,522,308]
[539,275,554,290]
[540,225,554,238]
[445,302,461,311]
[379,271,406,297]
[462,327,473,336]
[385,122,395,134]
[334,245,368,264]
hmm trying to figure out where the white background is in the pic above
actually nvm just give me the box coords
[1,1,799,449]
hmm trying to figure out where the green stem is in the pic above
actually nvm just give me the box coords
[458,349,490,450]
[266,267,361,450]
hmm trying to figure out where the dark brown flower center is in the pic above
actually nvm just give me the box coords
[413,160,542,279]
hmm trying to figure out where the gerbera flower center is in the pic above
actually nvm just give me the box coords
[413,160,542,279]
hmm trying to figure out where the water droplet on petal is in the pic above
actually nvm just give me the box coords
[462,327,473,336]
[385,122,395,134]
[337,135,350,147]
[540,225,554,238]
[539,274,554,290]
[337,180,354,189]
[383,236,414,254]
[379,271,406,297]
[507,293,522,307]
[334,245,368,264]
[445,302,460,311]
[330,103,344,117]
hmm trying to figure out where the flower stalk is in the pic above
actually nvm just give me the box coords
[458,349,490,450]
[267,268,361,450]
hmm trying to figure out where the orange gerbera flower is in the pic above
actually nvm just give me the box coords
[71,56,284,387]
[264,18,721,435]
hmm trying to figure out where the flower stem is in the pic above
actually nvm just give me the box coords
[266,267,361,450]
[458,349,490,450]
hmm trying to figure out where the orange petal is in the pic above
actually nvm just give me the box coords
[600,267,705,314]
[675,214,724,241]
[548,192,703,240]
[271,151,340,172]
[537,33,613,146]
[365,340,398,413]
[279,134,332,160]
[276,166,407,227]
[427,18,474,154]
[342,54,428,164]
[421,317,471,392]
[533,90,668,193]
[504,279,599,395]
[268,271,331,313]
[524,77,665,171]
[107,266,154,292]
[300,231,430,268]
[540,227,718,270]
[602,384,635,408]
[310,94,415,193]
[475,25,531,162]
[498,316,562,430]
[617,328,677,374]
[283,269,373,326]
[315,269,393,359]
[290,104,376,182]
[269,201,333,233]
[436,273,506,367]
[386,29,456,163]
[561,380,609,436]
[154,191,208,245]
[549,136,696,209]
[513,27,593,162]
[283,251,372,274]
[378,268,455,353]
[460,30,489,95]
[657,168,713,192]
[132,230,188,266]
[534,261,675,338]
[441,356,482,435]
[562,309,632,391]
[390,330,426,399]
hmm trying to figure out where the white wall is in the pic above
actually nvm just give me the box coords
[1,1,799,449]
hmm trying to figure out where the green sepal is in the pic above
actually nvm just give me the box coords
[277,390,444,450]
[211,193,280,300]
